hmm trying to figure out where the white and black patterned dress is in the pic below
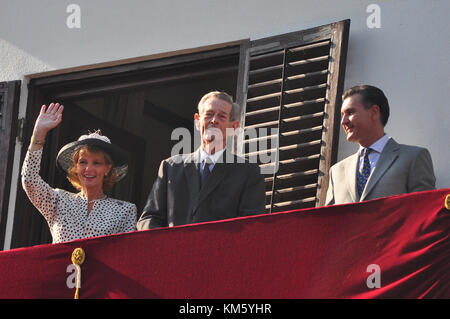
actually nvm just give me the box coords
[21,149,137,243]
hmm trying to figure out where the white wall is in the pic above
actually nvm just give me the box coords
[1,0,449,188]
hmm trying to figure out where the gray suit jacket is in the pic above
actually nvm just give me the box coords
[137,149,266,229]
[325,138,436,205]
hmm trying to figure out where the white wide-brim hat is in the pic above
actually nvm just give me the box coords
[56,132,129,181]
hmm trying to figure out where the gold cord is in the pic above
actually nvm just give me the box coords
[71,248,85,299]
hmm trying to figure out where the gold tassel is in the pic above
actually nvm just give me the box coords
[71,248,86,299]
[445,194,450,210]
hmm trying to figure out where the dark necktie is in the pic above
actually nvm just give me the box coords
[201,158,213,187]
[357,148,372,197]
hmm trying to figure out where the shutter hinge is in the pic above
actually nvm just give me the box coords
[17,117,25,142]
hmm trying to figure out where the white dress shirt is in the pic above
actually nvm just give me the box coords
[199,148,225,173]
[358,134,390,174]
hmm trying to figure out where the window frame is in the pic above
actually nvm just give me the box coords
[0,80,21,249]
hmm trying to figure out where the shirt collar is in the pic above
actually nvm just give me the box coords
[199,147,225,164]
[359,134,390,155]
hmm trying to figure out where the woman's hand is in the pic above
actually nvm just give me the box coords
[34,103,64,133]
[30,103,64,151]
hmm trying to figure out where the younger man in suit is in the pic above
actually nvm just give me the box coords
[137,91,265,229]
[325,85,435,205]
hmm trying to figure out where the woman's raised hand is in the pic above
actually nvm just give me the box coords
[29,103,64,151]
[34,103,64,133]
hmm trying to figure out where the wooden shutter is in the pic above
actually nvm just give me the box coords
[0,80,21,248]
[237,20,350,213]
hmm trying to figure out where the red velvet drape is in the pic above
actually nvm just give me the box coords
[1,189,449,299]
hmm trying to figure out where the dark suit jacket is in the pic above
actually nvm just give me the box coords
[325,138,436,205]
[137,149,266,229]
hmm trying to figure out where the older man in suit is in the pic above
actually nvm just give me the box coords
[325,85,435,205]
[137,91,265,229]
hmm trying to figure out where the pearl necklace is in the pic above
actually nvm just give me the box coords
[87,195,107,204]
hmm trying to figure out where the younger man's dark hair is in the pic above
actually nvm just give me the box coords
[343,85,390,126]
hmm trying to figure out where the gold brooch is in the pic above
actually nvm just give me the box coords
[445,194,450,210]
[71,248,85,299]
[71,247,85,265]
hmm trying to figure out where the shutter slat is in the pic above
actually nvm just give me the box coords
[284,98,325,109]
[271,197,316,208]
[244,140,321,158]
[247,92,281,103]
[286,70,328,81]
[243,126,322,145]
[281,126,323,137]
[288,41,330,53]
[264,169,318,183]
[284,84,328,95]
[244,120,279,130]
[281,112,324,124]
[248,64,283,76]
[266,183,317,196]
[245,106,280,117]
[260,154,320,168]
[288,55,329,67]
[248,78,282,90]
[245,112,324,129]
[245,98,326,118]
[251,50,284,61]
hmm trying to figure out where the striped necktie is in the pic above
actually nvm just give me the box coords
[357,148,372,197]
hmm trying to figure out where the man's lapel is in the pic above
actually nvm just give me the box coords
[183,150,201,202]
[361,138,400,201]
[345,153,360,202]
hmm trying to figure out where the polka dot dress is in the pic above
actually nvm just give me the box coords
[21,149,137,244]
